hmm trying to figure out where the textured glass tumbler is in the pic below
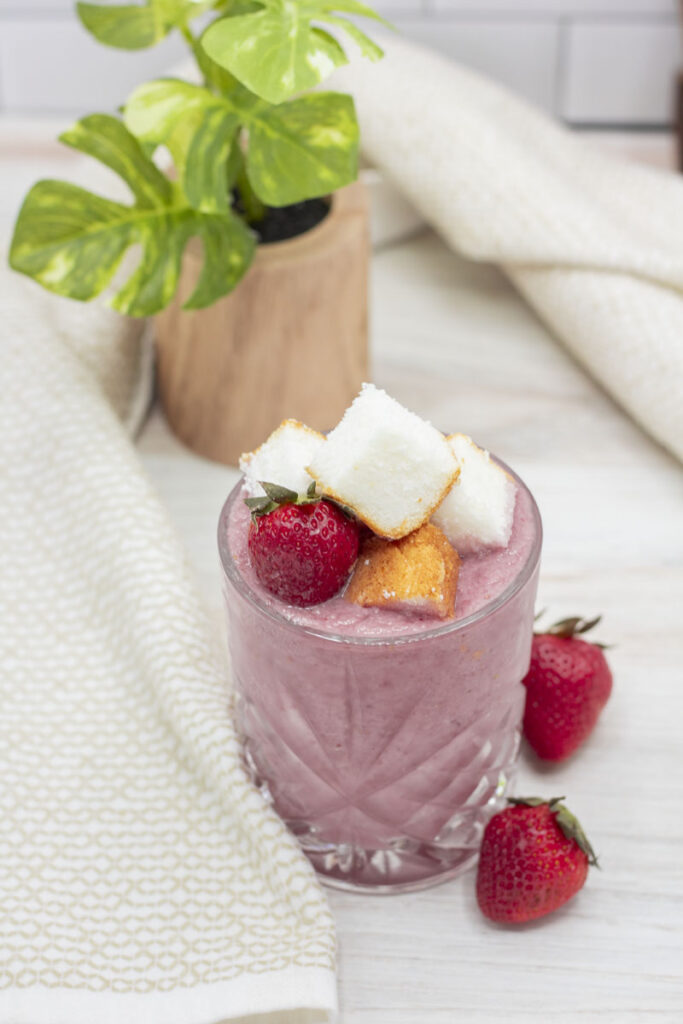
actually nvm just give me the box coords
[218,473,542,893]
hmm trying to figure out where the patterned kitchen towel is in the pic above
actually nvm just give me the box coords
[0,265,337,1024]
[333,35,683,464]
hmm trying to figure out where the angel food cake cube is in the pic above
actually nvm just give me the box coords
[307,384,459,539]
[240,420,325,498]
[431,434,516,554]
[346,524,460,619]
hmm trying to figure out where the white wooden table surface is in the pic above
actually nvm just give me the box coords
[2,122,682,1022]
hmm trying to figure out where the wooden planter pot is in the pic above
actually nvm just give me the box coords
[154,181,369,465]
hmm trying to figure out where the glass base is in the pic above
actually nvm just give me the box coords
[248,753,517,893]
[318,855,479,894]
[245,727,518,893]
[307,844,479,894]
[286,780,507,893]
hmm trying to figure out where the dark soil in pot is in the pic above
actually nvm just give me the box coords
[234,194,330,244]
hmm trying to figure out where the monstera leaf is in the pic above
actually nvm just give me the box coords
[125,78,358,207]
[77,0,222,50]
[201,0,388,104]
[124,80,241,213]
[9,115,254,316]
[246,91,358,205]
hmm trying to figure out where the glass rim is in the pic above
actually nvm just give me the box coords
[217,456,543,647]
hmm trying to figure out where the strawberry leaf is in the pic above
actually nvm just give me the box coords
[244,480,314,522]
[508,796,565,808]
[244,496,279,519]
[554,804,599,867]
[244,479,323,521]
[260,482,299,503]
[547,615,602,638]
[509,797,599,867]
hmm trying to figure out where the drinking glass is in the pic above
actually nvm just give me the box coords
[218,465,541,892]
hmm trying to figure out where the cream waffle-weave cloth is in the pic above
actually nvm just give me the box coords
[334,35,683,464]
[0,264,337,1024]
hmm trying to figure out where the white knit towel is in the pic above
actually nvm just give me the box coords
[333,36,683,464]
[0,265,337,1024]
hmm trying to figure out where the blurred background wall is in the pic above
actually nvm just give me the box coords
[0,0,680,126]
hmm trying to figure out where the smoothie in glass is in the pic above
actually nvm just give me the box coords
[218,459,541,892]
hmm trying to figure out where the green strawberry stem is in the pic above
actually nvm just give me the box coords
[547,615,601,638]
[244,480,317,521]
[535,613,611,649]
[508,796,599,867]
[244,480,356,523]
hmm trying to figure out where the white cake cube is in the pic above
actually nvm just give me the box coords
[240,420,325,497]
[306,384,459,539]
[431,434,516,554]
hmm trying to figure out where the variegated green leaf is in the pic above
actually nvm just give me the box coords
[125,79,358,208]
[77,0,221,50]
[125,79,240,213]
[201,0,388,104]
[77,2,159,49]
[9,114,254,317]
[246,92,358,205]
[10,182,133,301]
[319,13,383,61]
[61,113,174,207]
[194,37,240,94]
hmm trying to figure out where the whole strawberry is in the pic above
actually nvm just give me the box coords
[246,481,359,606]
[522,615,612,761]
[476,796,597,924]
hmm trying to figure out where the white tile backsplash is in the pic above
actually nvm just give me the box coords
[367,0,425,11]
[393,20,560,113]
[433,1,677,13]
[563,19,681,124]
[0,3,680,124]
[0,1,72,10]
[0,0,675,9]
[0,19,187,113]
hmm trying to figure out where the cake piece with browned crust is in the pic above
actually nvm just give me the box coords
[307,384,459,539]
[431,434,516,554]
[240,419,325,498]
[345,523,460,620]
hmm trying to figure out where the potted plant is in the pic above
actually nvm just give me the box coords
[9,0,387,464]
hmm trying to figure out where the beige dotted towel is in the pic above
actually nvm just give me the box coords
[0,266,337,1024]
[334,36,683,464]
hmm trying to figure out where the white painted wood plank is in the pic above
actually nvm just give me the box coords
[563,19,682,124]
[390,19,560,112]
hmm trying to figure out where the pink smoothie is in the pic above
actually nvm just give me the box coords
[219,464,542,891]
